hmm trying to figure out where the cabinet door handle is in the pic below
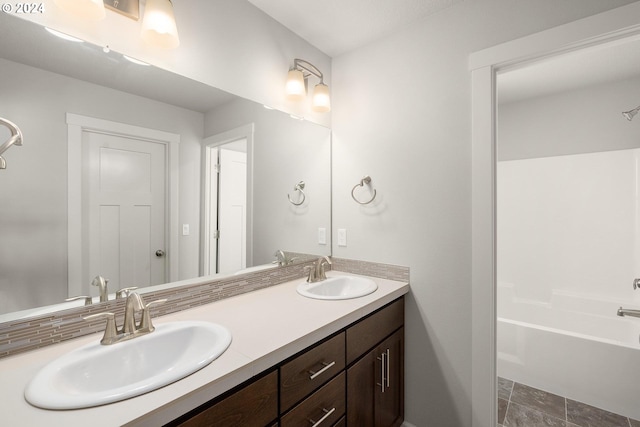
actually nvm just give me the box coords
[309,407,336,426]
[385,348,391,388]
[377,352,387,393]
[308,361,336,380]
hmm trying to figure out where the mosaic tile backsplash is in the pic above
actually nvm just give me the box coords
[0,257,409,358]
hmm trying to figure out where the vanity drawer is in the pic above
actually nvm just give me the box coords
[176,370,277,427]
[280,332,345,412]
[281,371,345,427]
[346,298,404,364]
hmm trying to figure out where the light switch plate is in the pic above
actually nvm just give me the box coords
[318,227,327,245]
[182,224,190,236]
[337,229,347,247]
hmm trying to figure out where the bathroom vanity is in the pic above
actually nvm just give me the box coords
[170,298,404,427]
[0,271,408,426]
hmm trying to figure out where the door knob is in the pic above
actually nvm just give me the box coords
[155,250,165,257]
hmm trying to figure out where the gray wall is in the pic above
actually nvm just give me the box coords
[0,58,204,313]
[204,98,331,265]
[330,1,638,425]
[498,75,640,160]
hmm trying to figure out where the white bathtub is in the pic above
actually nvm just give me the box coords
[497,283,640,420]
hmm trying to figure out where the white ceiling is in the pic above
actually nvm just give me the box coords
[247,0,463,57]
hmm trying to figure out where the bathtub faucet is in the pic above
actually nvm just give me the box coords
[617,307,640,318]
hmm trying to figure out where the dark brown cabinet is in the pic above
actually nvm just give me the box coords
[347,299,404,427]
[168,297,404,427]
[280,332,345,412]
[347,328,404,426]
[173,370,278,427]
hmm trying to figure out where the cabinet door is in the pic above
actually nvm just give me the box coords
[347,350,376,426]
[375,328,404,427]
[347,328,404,427]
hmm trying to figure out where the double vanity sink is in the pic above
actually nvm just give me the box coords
[25,273,376,410]
[3,269,408,426]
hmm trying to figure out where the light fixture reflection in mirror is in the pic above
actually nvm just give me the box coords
[54,0,106,21]
[141,0,180,49]
[285,58,331,113]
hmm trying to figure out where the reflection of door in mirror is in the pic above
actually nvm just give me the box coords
[203,137,248,275]
[219,147,247,274]
[84,132,166,291]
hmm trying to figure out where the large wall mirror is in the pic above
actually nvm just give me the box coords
[0,14,331,322]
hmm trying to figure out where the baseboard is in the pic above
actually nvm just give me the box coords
[402,422,417,427]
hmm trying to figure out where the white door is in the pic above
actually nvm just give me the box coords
[218,148,247,274]
[204,147,219,275]
[85,132,166,291]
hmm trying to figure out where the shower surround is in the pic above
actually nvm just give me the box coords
[497,148,640,420]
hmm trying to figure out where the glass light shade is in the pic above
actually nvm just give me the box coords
[312,83,331,113]
[285,69,306,101]
[54,0,105,21]
[141,0,180,49]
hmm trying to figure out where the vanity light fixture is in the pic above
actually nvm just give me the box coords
[53,0,180,50]
[285,59,331,113]
[53,0,106,21]
[623,105,640,121]
[141,0,180,49]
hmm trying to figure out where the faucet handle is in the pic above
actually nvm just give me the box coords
[305,265,317,283]
[66,295,93,306]
[115,287,139,299]
[84,312,118,345]
[139,299,168,332]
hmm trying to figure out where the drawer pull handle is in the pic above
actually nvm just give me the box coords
[309,407,336,426]
[308,361,336,380]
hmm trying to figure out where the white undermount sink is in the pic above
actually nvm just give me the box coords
[24,321,232,410]
[297,275,378,300]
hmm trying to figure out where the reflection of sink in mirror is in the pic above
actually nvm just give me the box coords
[0,298,91,323]
[24,321,232,410]
[297,275,378,300]
[233,263,278,275]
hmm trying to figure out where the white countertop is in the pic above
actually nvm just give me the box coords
[0,271,409,426]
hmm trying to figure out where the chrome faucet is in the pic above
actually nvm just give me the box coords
[617,307,640,318]
[84,292,167,345]
[305,256,332,283]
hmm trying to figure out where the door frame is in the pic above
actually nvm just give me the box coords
[201,123,254,276]
[67,113,180,297]
[469,4,640,426]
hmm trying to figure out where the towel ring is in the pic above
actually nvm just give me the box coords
[288,181,306,206]
[351,175,377,205]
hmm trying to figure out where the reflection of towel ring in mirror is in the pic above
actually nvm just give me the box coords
[288,181,306,206]
[351,175,377,205]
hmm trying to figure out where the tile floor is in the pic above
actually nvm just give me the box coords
[498,377,640,427]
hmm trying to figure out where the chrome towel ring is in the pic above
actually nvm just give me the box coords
[288,181,306,206]
[351,175,377,205]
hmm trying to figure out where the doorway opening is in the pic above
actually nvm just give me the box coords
[202,124,254,276]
